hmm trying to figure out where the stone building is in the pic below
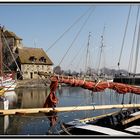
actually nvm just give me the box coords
[17,47,53,79]
[3,30,23,52]
[2,29,23,71]
[2,28,53,80]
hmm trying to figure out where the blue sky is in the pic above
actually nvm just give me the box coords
[0,3,140,73]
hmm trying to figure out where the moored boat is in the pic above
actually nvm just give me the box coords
[0,26,17,93]
[59,107,140,136]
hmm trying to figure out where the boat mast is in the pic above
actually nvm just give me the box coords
[85,32,91,74]
[133,21,140,75]
[0,26,3,77]
[97,26,105,76]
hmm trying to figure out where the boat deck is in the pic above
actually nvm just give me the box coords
[75,124,133,136]
[125,126,140,134]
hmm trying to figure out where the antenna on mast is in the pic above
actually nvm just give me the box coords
[97,26,106,76]
[85,32,91,74]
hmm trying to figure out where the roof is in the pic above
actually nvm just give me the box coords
[18,47,53,65]
[3,30,22,40]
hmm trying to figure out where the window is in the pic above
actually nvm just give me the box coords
[39,57,46,63]
[30,72,33,79]
[29,56,37,62]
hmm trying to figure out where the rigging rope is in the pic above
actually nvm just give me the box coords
[85,32,91,73]
[58,7,96,66]
[117,5,132,69]
[128,6,140,104]
[133,21,140,74]
[2,62,12,72]
[65,40,86,70]
[46,6,95,52]
[117,6,132,105]
[97,26,106,76]
[2,32,22,76]
[128,6,140,74]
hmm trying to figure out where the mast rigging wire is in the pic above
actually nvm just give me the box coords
[46,6,95,52]
[2,32,22,76]
[116,5,132,105]
[133,20,140,74]
[117,5,132,69]
[66,41,86,71]
[97,26,106,75]
[128,6,140,74]
[128,6,140,104]
[58,7,96,66]
[85,32,91,73]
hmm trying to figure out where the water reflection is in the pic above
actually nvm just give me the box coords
[15,88,49,108]
[0,86,140,135]
[4,91,18,109]
[0,115,9,134]
[0,91,16,134]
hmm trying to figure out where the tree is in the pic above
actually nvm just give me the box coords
[53,65,62,74]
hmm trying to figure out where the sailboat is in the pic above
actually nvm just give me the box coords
[35,6,140,136]
[0,26,17,111]
[38,12,140,136]
[0,26,17,94]
[59,108,140,135]
[37,71,140,135]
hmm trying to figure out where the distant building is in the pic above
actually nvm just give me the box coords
[2,29,23,71]
[2,29,23,51]
[16,47,53,79]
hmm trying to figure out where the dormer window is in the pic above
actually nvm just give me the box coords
[29,56,37,62]
[39,57,46,63]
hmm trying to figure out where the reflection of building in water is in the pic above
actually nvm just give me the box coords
[0,95,10,134]
[0,115,9,134]
[16,88,49,108]
[4,91,18,109]
[6,114,50,135]
[5,88,50,134]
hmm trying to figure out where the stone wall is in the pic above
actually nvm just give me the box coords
[21,64,53,79]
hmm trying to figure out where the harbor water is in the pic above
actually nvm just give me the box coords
[0,86,140,135]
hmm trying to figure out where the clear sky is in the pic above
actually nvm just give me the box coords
[0,3,140,73]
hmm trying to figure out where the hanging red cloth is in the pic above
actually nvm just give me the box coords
[43,76,59,108]
[43,76,59,129]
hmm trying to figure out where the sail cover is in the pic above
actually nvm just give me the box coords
[60,78,140,94]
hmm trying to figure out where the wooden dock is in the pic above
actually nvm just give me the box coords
[0,104,140,115]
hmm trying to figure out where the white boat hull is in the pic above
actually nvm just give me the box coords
[0,97,9,110]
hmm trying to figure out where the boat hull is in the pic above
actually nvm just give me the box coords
[60,108,140,136]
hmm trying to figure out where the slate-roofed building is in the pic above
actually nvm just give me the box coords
[17,47,53,79]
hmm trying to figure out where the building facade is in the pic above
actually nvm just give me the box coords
[17,47,53,80]
[2,28,53,80]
